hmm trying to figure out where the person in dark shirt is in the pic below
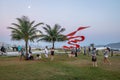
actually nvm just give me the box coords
[1,45,6,55]
[50,47,54,61]
[91,48,97,67]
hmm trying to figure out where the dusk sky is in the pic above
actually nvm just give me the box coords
[0,0,120,47]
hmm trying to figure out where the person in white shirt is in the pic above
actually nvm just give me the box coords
[44,46,49,58]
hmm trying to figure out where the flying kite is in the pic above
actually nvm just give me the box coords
[63,26,89,49]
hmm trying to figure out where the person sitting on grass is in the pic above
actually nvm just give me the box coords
[68,47,75,58]
[36,54,41,60]
[28,53,34,60]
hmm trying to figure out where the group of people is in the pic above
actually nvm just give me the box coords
[68,47,80,57]
[18,45,55,61]
[36,46,55,61]
[91,47,111,67]
[18,45,33,60]
[68,46,111,67]
[1,44,112,66]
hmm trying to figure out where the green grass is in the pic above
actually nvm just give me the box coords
[0,53,120,80]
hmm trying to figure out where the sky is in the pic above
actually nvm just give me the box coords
[0,0,120,48]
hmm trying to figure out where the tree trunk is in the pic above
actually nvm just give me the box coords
[52,41,55,48]
[25,40,28,59]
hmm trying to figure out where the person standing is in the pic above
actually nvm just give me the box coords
[18,45,22,54]
[77,47,81,54]
[83,46,86,55]
[75,47,78,57]
[0,45,6,55]
[91,48,97,67]
[29,46,32,54]
[103,47,111,65]
[44,46,49,58]
[20,47,25,60]
[50,47,54,61]
[88,47,91,56]
[111,49,113,57]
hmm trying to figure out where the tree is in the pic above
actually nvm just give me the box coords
[38,24,67,48]
[8,16,43,58]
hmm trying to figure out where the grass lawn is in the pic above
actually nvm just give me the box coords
[0,53,120,80]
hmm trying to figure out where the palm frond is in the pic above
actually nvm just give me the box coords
[58,28,65,34]
[33,23,44,28]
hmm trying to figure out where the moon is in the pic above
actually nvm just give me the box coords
[28,5,31,9]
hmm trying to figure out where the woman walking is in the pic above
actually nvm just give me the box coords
[103,47,111,65]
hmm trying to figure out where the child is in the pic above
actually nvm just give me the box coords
[36,54,41,60]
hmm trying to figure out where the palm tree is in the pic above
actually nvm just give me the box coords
[38,24,67,48]
[8,16,43,58]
